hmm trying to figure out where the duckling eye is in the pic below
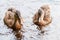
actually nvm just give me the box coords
[8,14,14,19]
[7,14,11,19]
[8,8,12,12]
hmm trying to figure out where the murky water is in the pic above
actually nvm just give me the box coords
[0,0,60,40]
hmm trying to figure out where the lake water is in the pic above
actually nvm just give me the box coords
[0,0,60,40]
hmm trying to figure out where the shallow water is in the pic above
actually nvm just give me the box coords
[0,0,60,40]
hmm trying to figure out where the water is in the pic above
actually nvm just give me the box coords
[0,0,60,40]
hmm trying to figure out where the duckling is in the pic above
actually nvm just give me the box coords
[3,8,23,40]
[33,5,52,33]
